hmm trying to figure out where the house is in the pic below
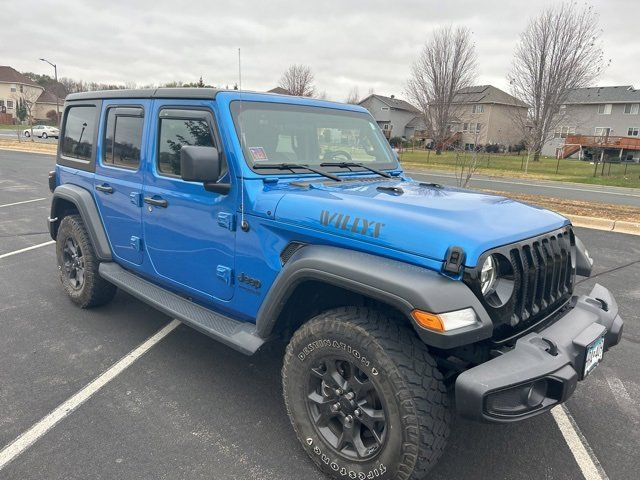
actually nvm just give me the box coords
[0,66,63,124]
[542,86,640,161]
[358,94,426,139]
[448,85,528,150]
[267,86,291,95]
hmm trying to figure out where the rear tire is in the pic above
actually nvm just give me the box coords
[282,307,450,480]
[24,131,30,138]
[56,214,117,308]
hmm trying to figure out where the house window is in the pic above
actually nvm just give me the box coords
[6,100,13,109]
[20,85,24,93]
[383,123,389,130]
[554,126,576,138]
[624,104,639,114]
[595,127,611,137]
[0,100,4,107]
[10,84,16,92]
[472,105,484,114]
[464,143,476,151]
[381,106,390,111]
[628,127,639,137]
[463,123,469,132]
[597,104,612,115]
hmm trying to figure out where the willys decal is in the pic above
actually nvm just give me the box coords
[320,210,385,239]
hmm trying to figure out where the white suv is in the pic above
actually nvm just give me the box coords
[23,125,60,139]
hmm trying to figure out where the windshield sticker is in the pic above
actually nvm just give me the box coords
[249,146,269,162]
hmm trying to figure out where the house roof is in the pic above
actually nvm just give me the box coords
[564,86,640,104]
[453,85,528,108]
[36,90,63,104]
[0,66,41,87]
[359,94,421,113]
[267,86,291,95]
[405,115,425,128]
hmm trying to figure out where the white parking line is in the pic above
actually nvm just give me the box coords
[551,405,609,480]
[0,198,46,208]
[0,241,55,260]
[0,319,181,471]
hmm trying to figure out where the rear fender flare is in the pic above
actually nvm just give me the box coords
[50,184,112,261]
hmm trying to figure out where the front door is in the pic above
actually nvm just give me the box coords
[94,102,149,266]
[142,101,236,302]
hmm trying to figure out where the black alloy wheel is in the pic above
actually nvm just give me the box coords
[62,236,85,290]
[307,356,387,462]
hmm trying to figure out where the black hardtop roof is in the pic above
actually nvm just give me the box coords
[66,87,224,102]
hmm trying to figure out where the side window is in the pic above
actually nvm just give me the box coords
[103,107,144,169]
[62,106,96,161]
[157,114,214,176]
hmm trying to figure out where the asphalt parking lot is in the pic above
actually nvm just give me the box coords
[0,149,638,480]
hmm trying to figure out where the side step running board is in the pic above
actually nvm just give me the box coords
[99,262,265,355]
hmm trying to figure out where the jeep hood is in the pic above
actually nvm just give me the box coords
[273,179,569,267]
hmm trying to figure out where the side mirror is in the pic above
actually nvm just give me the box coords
[180,146,230,194]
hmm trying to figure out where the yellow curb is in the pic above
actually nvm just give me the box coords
[563,214,640,236]
[563,214,615,231]
[613,220,640,235]
[0,140,57,155]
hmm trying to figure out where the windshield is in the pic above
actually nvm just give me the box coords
[230,101,397,173]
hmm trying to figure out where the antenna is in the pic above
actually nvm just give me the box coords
[238,47,249,232]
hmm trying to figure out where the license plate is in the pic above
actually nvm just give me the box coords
[584,336,605,377]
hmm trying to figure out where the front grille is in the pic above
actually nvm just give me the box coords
[465,226,575,341]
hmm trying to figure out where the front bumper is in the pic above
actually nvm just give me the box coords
[455,283,623,423]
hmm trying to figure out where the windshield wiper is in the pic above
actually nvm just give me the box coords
[320,161,392,179]
[253,163,342,182]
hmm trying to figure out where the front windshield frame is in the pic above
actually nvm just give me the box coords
[229,100,399,175]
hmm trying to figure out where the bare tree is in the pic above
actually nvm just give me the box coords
[12,88,43,141]
[278,64,315,97]
[454,126,483,187]
[508,3,606,161]
[345,86,360,104]
[406,26,477,154]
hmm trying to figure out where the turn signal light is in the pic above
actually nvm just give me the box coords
[411,308,478,332]
[412,310,446,331]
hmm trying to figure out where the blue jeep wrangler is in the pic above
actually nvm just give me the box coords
[48,88,623,479]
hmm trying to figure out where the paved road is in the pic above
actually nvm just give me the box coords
[0,149,639,479]
[407,170,640,208]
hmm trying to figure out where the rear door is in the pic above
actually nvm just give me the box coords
[141,100,236,302]
[93,101,149,266]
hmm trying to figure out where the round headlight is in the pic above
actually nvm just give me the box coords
[480,255,498,295]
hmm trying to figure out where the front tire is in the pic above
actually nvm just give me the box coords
[42,132,48,139]
[56,214,117,308]
[282,307,450,480]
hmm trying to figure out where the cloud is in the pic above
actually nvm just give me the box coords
[2,0,637,101]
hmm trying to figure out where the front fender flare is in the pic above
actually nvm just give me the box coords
[255,245,492,349]
[50,184,112,261]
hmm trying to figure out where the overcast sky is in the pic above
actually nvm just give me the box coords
[3,0,638,101]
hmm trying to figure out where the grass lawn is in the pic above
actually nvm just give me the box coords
[0,124,25,130]
[399,150,640,188]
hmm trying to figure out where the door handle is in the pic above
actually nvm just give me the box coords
[144,196,168,208]
[96,184,114,194]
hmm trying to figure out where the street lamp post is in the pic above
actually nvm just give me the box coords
[39,58,59,125]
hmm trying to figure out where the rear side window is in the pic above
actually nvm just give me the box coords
[62,106,96,161]
[158,116,214,176]
[103,107,144,169]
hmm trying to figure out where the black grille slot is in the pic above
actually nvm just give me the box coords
[280,242,306,265]
[465,226,575,341]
